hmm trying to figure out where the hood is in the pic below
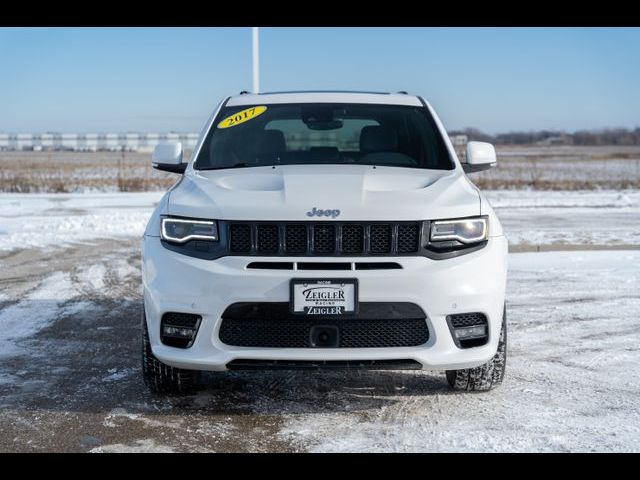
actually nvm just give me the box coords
[167,165,480,221]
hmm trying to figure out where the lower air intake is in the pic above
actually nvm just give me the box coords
[218,302,429,349]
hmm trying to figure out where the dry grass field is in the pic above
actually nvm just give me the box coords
[0,145,639,193]
[468,145,640,190]
[0,151,183,193]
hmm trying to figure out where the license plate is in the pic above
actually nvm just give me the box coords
[290,279,358,315]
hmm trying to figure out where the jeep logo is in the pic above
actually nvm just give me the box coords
[306,207,341,218]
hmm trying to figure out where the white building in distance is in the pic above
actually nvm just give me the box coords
[0,132,469,153]
[0,133,200,152]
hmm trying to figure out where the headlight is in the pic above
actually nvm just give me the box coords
[161,217,218,243]
[430,217,488,244]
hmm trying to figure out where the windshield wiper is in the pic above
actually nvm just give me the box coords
[198,163,252,171]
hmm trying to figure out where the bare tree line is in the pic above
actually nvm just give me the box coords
[450,127,640,146]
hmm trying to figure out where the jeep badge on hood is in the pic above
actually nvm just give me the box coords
[306,207,341,218]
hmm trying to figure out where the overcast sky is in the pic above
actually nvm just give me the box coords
[1,27,639,134]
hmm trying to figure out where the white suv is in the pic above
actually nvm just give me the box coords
[141,91,508,394]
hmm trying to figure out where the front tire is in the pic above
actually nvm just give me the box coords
[141,311,197,394]
[446,308,507,392]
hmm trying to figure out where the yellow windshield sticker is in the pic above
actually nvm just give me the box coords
[218,106,267,129]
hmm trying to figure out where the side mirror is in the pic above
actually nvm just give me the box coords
[462,141,497,173]
[152,142,186,174]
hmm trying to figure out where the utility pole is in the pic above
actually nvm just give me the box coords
[252,27,260,93]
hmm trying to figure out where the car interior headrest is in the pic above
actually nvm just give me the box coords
[247,129,286,157]
[360,125,398,153]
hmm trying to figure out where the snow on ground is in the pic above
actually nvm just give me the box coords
[486,189,640,209]
[0,247,140,360]
[0,271,86,358]
[0,190,638,252]
[0,192,162,251]
[102,368,135,383]
[279,250,640,452]
[85,264,106,290]
[486,190,640,248]
[89,439,175,453]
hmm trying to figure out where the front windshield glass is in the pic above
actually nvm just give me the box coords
[194,103,454,171]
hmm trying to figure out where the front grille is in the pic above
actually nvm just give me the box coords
[229,224,251,253]
[341,224,364,253]
[285,224,307,254]
[370,224,392,254]
[313,224,336,254]
[256,224,279,253]
[218,302,429,349]
[227,221,422,256]
[398,223,420,253]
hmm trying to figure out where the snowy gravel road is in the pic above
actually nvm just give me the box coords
[282,250,640,452]
[0,238,638,452]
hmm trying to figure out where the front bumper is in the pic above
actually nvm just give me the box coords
[142,235,508,371]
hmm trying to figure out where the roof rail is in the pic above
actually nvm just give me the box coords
[397,91,408,94]
[239,90,250,95]
[258,90,391,95]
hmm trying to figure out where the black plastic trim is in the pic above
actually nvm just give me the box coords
[247,262,294,270]
[153,162,187,174]
[226,359,423,371]
[355,262,402,270]
[297,262,351,270]
[244,261,403,270]
[423,241,489,260]
[462,163,496,173]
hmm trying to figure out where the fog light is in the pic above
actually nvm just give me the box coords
[160,312,202,348]
[454,325,487,339]
[162,325,196,339]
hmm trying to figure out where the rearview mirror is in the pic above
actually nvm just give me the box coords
[152,142,186,174]
[462,141,497,173]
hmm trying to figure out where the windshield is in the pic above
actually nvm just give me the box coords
[194,103,454,171]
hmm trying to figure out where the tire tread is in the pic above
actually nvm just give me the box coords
[446,307,507,392]
[141,313,196,394]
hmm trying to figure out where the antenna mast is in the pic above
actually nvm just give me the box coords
[252,27,260,93]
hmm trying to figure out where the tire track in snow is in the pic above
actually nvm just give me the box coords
[0,271,84,358]
[71,253,140,301]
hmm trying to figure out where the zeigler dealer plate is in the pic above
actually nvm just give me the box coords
[291,279,358,315]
